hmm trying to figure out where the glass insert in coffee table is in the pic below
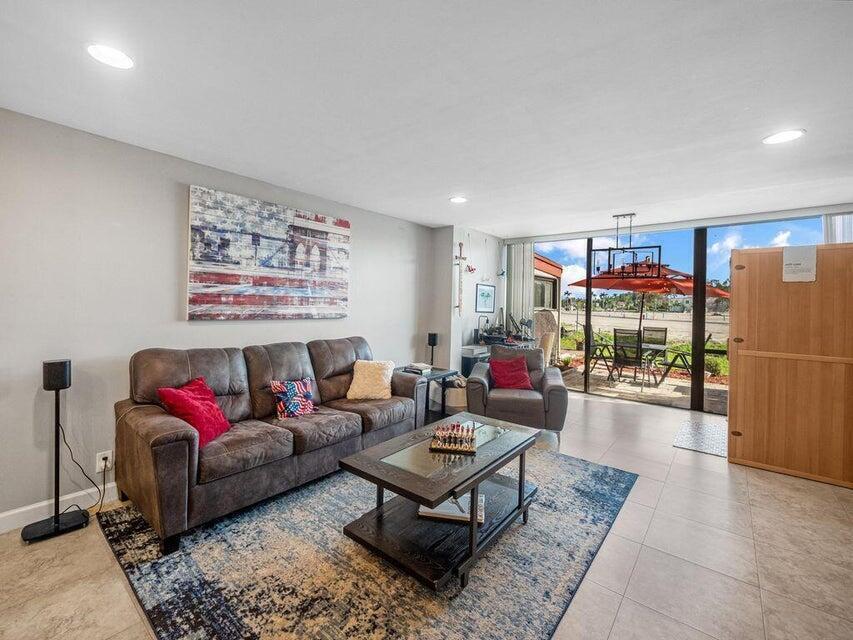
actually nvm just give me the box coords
[380,419,509,477]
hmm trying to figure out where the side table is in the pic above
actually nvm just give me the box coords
[396,367,459,423]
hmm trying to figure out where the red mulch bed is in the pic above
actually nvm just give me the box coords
[650,369,728,385]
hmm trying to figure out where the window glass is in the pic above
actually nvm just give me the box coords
[534,277,553,308]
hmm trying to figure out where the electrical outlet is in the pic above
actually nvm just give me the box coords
[96,450,113,473]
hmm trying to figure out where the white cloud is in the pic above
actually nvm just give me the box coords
[538,239,587,260]
[707,232,745,268]
[537,235,617,262]
[770,230,791,247]
[708,232,742,256]
[560,264,588,296]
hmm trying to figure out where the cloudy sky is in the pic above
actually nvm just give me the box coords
[536,216,824,297]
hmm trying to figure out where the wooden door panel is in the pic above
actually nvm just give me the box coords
[731,245,853,357]
[730,354,852,484]
[729,244,853,488]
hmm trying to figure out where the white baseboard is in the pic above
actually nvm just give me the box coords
[0,482,118,535]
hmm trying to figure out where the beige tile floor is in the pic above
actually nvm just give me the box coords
[1,392,851,640]
[550,394,853,640]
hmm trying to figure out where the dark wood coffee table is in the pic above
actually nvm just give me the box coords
[339,412,540,590]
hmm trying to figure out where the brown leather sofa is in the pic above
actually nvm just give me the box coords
[114,337,426,552]
[466,345,568,432]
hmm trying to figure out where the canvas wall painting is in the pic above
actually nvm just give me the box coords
[187,185,351,320]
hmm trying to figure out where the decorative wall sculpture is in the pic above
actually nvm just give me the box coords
[187,185,350,320]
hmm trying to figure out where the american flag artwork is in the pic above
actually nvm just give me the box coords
[187,186,350,320]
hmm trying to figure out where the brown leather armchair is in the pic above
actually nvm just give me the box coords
[466,345,568,431]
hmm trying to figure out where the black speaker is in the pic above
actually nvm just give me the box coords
[23,359,89,543]
[43,359,71,391]
[427,333,438,366]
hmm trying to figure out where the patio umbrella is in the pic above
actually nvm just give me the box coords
[568,262,730,333]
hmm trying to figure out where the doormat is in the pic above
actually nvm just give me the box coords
[673,419,728,457]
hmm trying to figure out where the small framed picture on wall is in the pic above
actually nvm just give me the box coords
[475,283,496,313]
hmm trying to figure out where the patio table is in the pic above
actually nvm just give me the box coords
[650,348,691,384]
[590,342,687,387]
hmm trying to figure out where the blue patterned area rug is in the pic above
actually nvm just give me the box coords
[98,448,636,640]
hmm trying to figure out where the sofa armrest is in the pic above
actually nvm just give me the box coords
[541,367,569,431]
[391,371,428,427]
[116,400,199,448]
[114,399,199,538]
[466,362,491,415]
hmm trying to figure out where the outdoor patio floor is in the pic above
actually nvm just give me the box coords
[561,364,729,415]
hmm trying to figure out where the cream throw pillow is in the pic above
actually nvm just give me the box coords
[347,360,395,400]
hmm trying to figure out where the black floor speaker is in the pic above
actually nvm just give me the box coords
[21,360,90,543]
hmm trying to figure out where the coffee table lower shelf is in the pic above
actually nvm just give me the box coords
[343,473,537,591]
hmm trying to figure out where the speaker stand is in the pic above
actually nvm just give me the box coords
[21,509,89,543]
[21,389,89,543]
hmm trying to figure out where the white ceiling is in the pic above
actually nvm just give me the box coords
[2,1,852,238]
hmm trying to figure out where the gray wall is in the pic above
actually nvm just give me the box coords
[426,226,455,368]
[0,108,434,514]
[424,226,505,372]
[449,227,505,371]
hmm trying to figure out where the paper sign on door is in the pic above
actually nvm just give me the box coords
[782,245,816,282]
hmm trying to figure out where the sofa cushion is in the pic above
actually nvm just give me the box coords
[243,342,318,419]
[263,405,361,454]
[486,388,545,428]
[197,419,294,484]
[130,347,252,423]
[307,337,373,402]
[323,396,414,432]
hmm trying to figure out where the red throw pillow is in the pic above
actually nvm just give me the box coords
[490,356,533,390]
[157,377,231,448]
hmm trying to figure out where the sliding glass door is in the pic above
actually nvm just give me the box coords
[525,214,828,416]
[584,229,696,410]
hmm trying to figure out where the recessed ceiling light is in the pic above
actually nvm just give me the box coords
[449,195,468,204]
[762,129,805,145]
[87,44,134,69]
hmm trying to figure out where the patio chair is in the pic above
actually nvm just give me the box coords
[613,328,653,390]
[641,326,668,383]
[585,325,614,376]
[642,326,668,346]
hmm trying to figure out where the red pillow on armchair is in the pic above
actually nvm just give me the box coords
[489,356,534,390]
[157,377,231,448]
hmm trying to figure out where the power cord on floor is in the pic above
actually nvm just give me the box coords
[97,464,107,512]
[57,421,105,514]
